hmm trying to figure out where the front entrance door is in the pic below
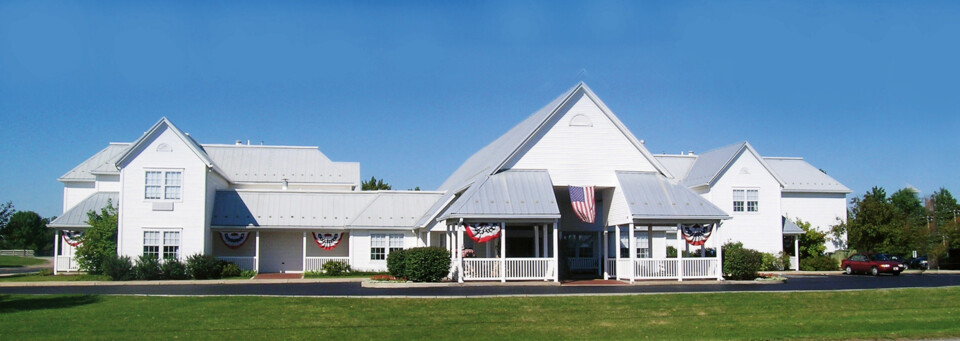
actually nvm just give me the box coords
[561,232,600,279]
[259,231,304,273]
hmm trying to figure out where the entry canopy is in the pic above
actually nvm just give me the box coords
[438,170,561,221]
[616,171,731,225]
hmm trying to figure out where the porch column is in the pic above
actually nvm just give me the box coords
[794,235,800,271]
[628,223,636,283]
[647,225,654,258]
[302,231,307,273]
[552,219,559,282]
[614,224,621,280]
[603,227,609,280]
[426,230,432,247]
[500,222,506,283]
[597,231,602,277]
[676,226,683,282]
[716,226,724,280]
[255,230,261,273]
[53,230,60,275]
[457,221,464,283]
[534,225,540,258]
[542,224,548,258]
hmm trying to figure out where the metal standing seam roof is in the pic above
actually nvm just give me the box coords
[680,141,784,188]
[203,145,360,184]
[653,154,697,181]
[782,216,805,235]
[211,190,443,229]
[48,192,118,228]
[58,144,130,181]
[764,157,851,193]
[616,171,730,221]
[439,170,561,220]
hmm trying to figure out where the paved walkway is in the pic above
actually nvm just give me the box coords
[0,273,957,297]
[0,257,52,275]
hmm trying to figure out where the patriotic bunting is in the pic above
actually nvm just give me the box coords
[465,224,501,243]
[680,224,715,246]
[219,232,250,249]
[312,232,344,250]
[568,186,596,224]
[62,230,83,247]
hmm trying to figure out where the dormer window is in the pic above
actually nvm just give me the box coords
[145,170,182,200]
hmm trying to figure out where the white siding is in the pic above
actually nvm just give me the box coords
[781,192,848,252]
[349,230,416,272]
[705,150,783,254]
[95,175,121,192]
[118,127,210,259]
[506,94,658,187]
[62,182,95,213]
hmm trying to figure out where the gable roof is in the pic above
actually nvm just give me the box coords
[764,157,851,193]
[438,170,560,220]
[114,117,219,172]
[58,143,130,182]
[616,172,730,222]
[782,216,805,235]
[681,141,785,188]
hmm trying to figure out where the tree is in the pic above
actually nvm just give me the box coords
[0,201,13,234]
[361,176,392,190]
[890,188,925,226]
[0,211,53,254]
[75,201,118,274]
[795,219,826,259]
[931,188,959,228]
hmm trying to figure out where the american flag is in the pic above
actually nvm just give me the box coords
[568,186,596,224]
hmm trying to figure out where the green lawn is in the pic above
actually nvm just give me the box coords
[0,273,111,282]
[1,287,959,340]
[0,255,47,267]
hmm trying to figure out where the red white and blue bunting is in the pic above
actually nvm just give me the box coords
[312,232,344,251]
[680,224,714,246]
[219,232,250,249]
[465,224,501,243]
[62,230,83,247]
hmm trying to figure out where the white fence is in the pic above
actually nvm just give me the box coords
[568,257,599,271]
[1,249,33,256]
[217,256,257,271]
[55,256,80,272]
[304,257,350,272]
[610,257,720,281]
[463,258,555,281]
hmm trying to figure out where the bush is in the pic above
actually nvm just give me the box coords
[666,246,677,258]
[102,255,134,281]
[240,270,257,278]
[760,252,790,271]
[801,255,838,271]
[220,262,242,278]
[133,255,162,280]
[722,242,763,280]
[185,254,223,279]
[160,259,188,280]
[323,261,351,276]
[403,247,451,282]
[387,249,408,279]
[75,202,118,274]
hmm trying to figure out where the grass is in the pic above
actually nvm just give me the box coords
[303,271,387,278]
[0,287,959,340]
[0,273,111,282]
[0,255,47,267]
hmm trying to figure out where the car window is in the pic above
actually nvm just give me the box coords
[851,255,866,261]
[870,254,889,261]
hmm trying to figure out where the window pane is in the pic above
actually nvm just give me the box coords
[145,171,162,185]
[145,186,161,200]
[164,186,181,200]
[733,202,744,212]
[143,231,160,245]
[165,172,182,186]
[143,245,159,259]
[747,201,759,212]
[163,246,179,260]
[389,234,404,248]
[732,189,745,201]
[164,231,180,245]
[370,247,385,260]
[371,234,386,247]
[746,190,759,201]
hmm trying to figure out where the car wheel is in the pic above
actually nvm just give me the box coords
[845,266,853,275]
[870,267,879,276]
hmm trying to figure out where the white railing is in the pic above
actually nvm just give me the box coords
[682,258,718,279]
[304,257,350,272]
[634,258,679,279]
[789,256,799,271]
[217,256,257,271]
[568,257,599,271]
[606,259,616,277]
[462,258,555,281]
[55,256,80,272]
[616,259,632,279]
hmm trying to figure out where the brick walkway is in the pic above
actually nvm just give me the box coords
[253,273,303,280]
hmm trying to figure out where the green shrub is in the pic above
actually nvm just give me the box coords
[387,249,408,279]
[185,254,223,279]
[220,262,242,278]
[240,270,257,278]
[666,246,677,258]
[102,255,134,281]
[403,247,451,282]
[722,242,763,280]
[801,255,838,271]
[323,261,351,276]
[760,252,790,271]
[160,259,188,280]
[133,255,162,280]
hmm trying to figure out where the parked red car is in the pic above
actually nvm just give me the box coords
[841,253,903,276]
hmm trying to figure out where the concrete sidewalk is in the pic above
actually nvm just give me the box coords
[0,277,365,287]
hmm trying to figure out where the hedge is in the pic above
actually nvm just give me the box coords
[722,242,762,280]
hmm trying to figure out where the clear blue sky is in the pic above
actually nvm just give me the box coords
[1,1,958,218]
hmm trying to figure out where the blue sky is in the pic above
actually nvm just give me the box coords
[1,1,958,218]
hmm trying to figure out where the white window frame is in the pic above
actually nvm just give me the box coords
[733,188,759,213]
[143,229,182,260]
[370,233,404,261]
[144,169,183,201]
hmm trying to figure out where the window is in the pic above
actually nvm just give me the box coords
[371,233,404,260]
[733,189,758,213]
[143,230,180,260]
[145,170,182,200]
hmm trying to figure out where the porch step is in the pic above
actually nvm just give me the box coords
[253,273,303,280]
[562,279,628,286]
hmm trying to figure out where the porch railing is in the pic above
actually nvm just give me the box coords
[463,258,554,281]
[217,256,257,271]
[55,256,80,272]
[568,257,599,271]
[304,257,350,272]
[612,257,720,281]
[682,258,719,279]
[634,258,679,279]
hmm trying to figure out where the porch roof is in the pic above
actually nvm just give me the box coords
[782,216,805,235]
[437,170,561,221]
[616,171,731,223]
[48,192,118,228]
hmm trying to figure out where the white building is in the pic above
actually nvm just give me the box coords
[49,83,849,280]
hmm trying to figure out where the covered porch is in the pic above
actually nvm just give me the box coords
[47,192,118,274]
[439,220,560,282]
[212,228,350,273]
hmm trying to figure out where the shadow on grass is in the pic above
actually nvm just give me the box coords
[0,295,100,313]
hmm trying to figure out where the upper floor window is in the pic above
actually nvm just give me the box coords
[145,170,182,200]
[733,189,759,213]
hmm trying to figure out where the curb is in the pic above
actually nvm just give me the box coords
[362,280,563,288]
[0,277,366,287]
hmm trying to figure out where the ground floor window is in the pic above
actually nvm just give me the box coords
[371,233,404,260]
[143,229,181,260]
